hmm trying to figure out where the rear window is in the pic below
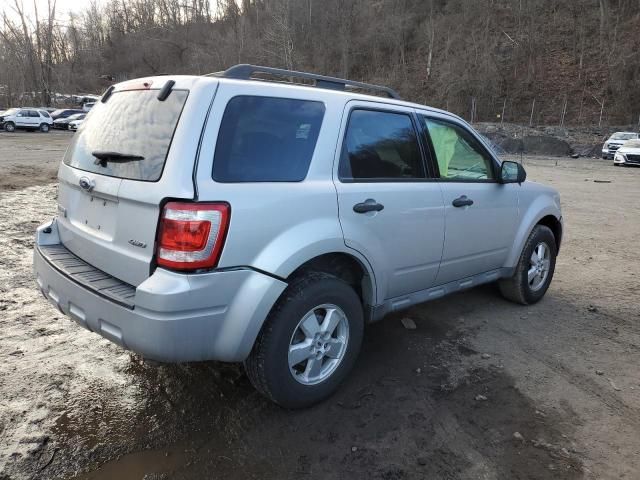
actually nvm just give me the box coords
[213,96,325,182]
[63,89,188,181]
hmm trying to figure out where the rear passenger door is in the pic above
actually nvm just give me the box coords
[334,102,445,302]
[418,112,519,285]
[29,110,41,126]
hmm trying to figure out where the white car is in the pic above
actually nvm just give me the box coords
[0,107,54,132]
[602,132,639,159]
[68,118,85,131]
[613,139,640,167]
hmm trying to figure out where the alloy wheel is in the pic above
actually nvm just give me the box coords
[288,304,349,385]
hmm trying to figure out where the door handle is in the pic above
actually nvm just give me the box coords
[353,199,384,214]
[452,195,474,207]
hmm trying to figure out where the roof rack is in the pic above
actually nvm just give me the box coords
[207,64,401,100]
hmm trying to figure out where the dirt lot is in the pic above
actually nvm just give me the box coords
[0,132,639,480]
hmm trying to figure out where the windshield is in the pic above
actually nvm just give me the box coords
[63,89,188,181]
[622,139,640,148]
[611,132,637,140]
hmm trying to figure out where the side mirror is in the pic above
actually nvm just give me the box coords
[500,161,526,184]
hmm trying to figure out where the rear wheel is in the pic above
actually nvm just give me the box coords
[499,225,557,305]
[39,123,50,133]
[244,272,364,409]
[4,122,15,132]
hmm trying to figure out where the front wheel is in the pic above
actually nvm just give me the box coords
[39,123,50,133]
[4,122,15,132]
[244,272,364,409]
[499,225,557,305]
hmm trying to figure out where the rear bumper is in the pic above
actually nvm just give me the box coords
[33,219,287,363]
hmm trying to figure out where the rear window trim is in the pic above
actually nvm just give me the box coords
[211,94,326,184]
[63,88,189,183]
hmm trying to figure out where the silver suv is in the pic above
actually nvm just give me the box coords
[33,65,563,408]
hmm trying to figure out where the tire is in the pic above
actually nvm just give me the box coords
[244,272,364,409]
[39,123,50,133]
[499,225,557,305]
[4,122,15,132]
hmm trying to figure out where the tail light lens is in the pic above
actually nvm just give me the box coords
[157,202,230,270]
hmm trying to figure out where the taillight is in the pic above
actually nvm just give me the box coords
[157,202,230,270]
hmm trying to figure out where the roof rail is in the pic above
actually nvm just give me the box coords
[207,64,401,100]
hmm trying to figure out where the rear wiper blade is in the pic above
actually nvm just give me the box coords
[92,151,145,166]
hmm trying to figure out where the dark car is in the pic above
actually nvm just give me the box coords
[53,113,86,130]
[50,109,84,121]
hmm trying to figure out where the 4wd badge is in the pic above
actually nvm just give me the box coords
[128,239,147,248]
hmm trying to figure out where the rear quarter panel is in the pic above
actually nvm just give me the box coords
[194,81,371,283]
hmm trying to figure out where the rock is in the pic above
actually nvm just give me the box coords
[415,368,422,374]
[351,446,358,452]
[481,353,491,359]
[8,350,23,356]
[593,179,612,183]
[608,379,622,391]
[417,456,428,466]
[522,135,571,156]
[595,369,604,376]
[513,431,525,442]
[474,394,488,401]
[587,305,598,312]
[401,318,417,330]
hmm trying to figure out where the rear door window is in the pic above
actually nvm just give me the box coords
[339,109,425,181]
[63,89,188,181]
[212,96,325,182]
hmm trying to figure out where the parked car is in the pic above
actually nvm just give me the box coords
[50,108,84,121]
[0,107,53,132]
[602,131,639,159]
[613,139,640,167]
[53,113,86,130]
[33,65,563,408]
[68,117,85,131]
[82,102,96,112]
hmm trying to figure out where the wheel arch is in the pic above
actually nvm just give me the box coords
[506,197,562,268]
[287,252,376,320]
[536,214,562,252]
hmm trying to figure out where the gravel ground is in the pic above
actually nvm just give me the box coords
[0,132,639,479]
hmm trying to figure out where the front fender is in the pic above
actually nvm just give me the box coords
[506,189,561,268]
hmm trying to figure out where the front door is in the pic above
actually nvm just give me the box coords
[334,102,445,302]
[15,110,31,127]
[418,113,519,285]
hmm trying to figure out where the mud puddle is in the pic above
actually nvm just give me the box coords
[66,308,583,480]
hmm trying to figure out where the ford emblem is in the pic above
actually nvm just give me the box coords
[79,176,95,192]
